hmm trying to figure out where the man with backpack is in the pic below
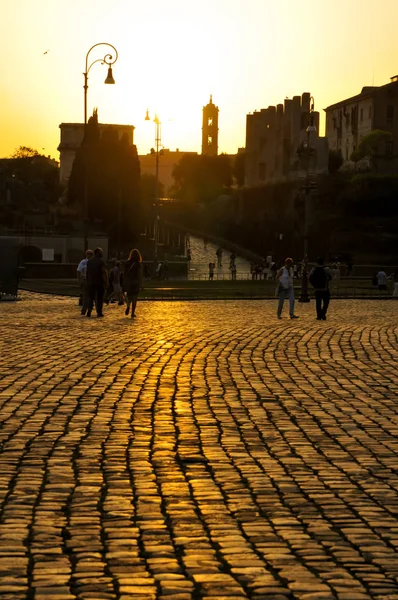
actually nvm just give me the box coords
[309,257,332,320]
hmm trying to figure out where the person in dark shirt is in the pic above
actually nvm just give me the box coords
[86,247,108,318]
[124,248,143,318]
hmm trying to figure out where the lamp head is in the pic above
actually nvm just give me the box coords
[104,67,115,84]
[145,109,151,121]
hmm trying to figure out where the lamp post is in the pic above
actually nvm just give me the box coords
[82,42,118,251]
[298,96,316,303]
[145,110,162,258]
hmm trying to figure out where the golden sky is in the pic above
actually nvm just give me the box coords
[1,0,397,159]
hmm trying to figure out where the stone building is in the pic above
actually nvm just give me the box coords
[325,76,398,172]
[244,92,328,186]
[139,149,197,196]
[202,95,219,156]
[58,122,135,186]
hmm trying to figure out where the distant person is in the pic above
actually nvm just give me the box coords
[203,237,208,249]
[346,261,354,276]
[124,248,143,318]
[390,269,398,297]
[186,248,192,262]
[309,257,332,320]
[230,262,237,281]
[156,261,164,280]
[229,252,236,268]
[163,261,169,280]
[107,260,124,305]
[77,249,93,315]
[271,262,278,280]
[216,247,223,267]
[276,257,299,319]
[376,269,388,291]
[331,262,340,280]
[143,262,150,280]
[86,247,108,318]
[209,262,215,280]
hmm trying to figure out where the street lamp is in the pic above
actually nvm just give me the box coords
[145,110,163,258]
[298,96,316,303]
[82,42,118,250]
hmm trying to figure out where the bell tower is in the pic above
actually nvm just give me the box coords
[202,95,219,156]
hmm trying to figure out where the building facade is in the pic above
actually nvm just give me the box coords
[202,96,219,156]
[245,92,328,186]
[58,123,135,186]
[139,149,197,196]
[325,76,398,172]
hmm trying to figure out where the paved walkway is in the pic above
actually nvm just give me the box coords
[0,295,397,600]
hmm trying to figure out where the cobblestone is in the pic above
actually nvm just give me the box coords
[0,294,397,599]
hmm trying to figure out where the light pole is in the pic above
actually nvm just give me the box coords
[298,96,316,303]
[82,42,118,251]
[145,110,163,258]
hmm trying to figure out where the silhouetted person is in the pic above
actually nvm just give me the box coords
[124,248,143,318]
[276,258,298,319]
[86,247,108,318]
[77,249,93,315]
[376,269,388,291]
[309,257,332,320]
[209,262,215,280]
[216,247,223,267]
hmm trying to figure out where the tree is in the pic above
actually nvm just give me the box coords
[351,130,392,171]
[140,173,165,207]
[10,146,40,159]
[0,147,60,228]
[172,153,232,203]
[67,111,141,246]
[328,149,343,174]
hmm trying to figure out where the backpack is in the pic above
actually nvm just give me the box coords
[309,266,328,289]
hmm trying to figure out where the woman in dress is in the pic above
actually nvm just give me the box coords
[124,249,143,318]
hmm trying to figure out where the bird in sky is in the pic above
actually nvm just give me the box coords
[43,50,50,55]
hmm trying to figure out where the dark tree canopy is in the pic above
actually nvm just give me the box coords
[0,147,60,228]
[172,153,233,203]
[67,112,141,245]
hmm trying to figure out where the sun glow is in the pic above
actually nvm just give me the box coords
[1,0,398,159]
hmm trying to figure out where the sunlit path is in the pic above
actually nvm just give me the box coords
[187,235,252,279]
[0,295,397,599]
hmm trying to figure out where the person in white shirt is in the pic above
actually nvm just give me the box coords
[376,270,388,290]
[276,257,299,319]
[77,249,93,314]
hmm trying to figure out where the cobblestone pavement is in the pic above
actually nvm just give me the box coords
[0,294,397,600]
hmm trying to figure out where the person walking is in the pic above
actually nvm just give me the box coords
[216,247,223,267]
[376,269,388,291]
[77,249,93,315]
[276,258,299,319]
[86,247,108,318]
[230,262,237,280]
[309,257,332,320]
[106,260,124,305]
[209,262,215,280]
[124,248,143,318]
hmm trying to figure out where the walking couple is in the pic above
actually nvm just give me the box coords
[276,256,332,320]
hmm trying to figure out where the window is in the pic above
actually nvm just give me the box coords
[360,108,364,122]
[258,162,266,181]
[208,136,213,145]
[208,117,213,126]
[386,140,393,157]
[387,105,394,121]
